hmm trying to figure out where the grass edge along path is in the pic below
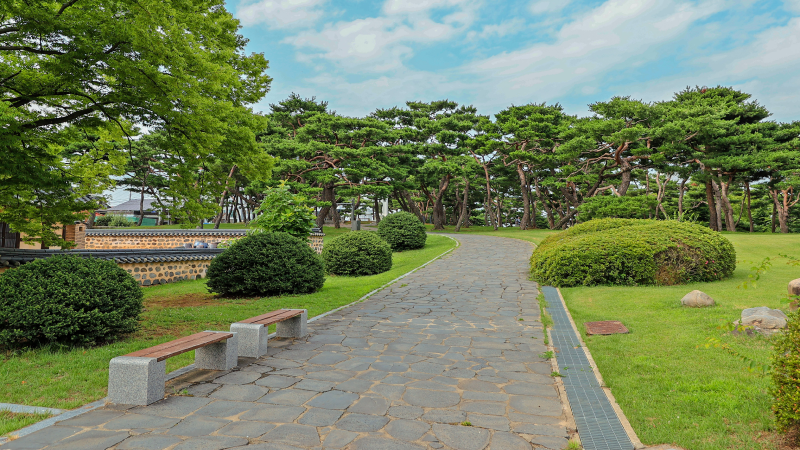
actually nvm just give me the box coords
[560,232,800,450]
[0,234,457,434]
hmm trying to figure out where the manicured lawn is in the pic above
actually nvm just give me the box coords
[561,232,800,450]
[425,224,555,246]
[0,411,52,436]
[0,234,456,429]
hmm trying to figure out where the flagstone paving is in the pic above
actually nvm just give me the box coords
[2,234,571,450]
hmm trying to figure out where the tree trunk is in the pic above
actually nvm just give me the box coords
[772,198,777,233]
[315,183,335,228]
[705,179,719,231]
[432,176,450,230]
[402,191,424,222]
[771,189,795,234]
[214,165,238,229]
[516,164,531,230]
[137,179,146,226]
[455,179,470,232]
[745,181,754,232]
[716,177,736,232]
[332,198,341,229]
[678,178,687,221]
[617,161,632,196]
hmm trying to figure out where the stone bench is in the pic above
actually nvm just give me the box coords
[231,309,307,358]
[109,331,238,405]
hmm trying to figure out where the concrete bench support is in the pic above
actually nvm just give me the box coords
[276,309,308,339]
[108,357,166,406]
[232,309,307,358]
[195,331,238,370]
[230,322,269,358]
[108,331,237,406]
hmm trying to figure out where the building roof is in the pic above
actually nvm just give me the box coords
[0,248,224,268]
[106,198,158,213]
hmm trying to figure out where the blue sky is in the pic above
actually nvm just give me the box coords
[230,0,800,122]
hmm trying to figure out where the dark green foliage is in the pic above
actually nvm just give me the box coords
[530,219,736,287]
[772,309,800,432]
[578,195,658,220]
[94,214,133,227]
[0,256,143,347]
[378,212,427,251]
[322,232,392,276]
[206,232,324,297]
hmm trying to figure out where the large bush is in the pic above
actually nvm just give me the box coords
[530,219,736,287]
[772,309,800,433]
[207,232,324,296]
[0,256,143,347]
[377,211,427,251]
[249,183,316,240]
[322,232,392,276]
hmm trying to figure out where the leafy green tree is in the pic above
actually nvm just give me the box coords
[265,94,400,228]
[495,103,574,229]
[375,100,480,230]
[1,0,271,243]
[249,182,316,240]
[659,86,771,231]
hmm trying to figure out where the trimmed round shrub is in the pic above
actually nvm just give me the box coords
[772,309,800,432]
[377,211,427,251]
[322,231,392,276]
[0,256,143,347]
[207,232,324,297]
[530,219,736,287]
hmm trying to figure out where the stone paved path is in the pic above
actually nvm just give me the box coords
[2,235,571,450]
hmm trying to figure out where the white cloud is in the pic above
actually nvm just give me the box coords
[300,69,472,116]
[468,18,527,40]
[460,0,723,110]
[784,0,800,13]
[383,0,474,15]
[529,0,572,15]
[283,0,478,72]
[237,0,327,28]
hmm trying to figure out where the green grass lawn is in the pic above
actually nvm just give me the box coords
[0,234,456,429]
[0,411,52,437]
[561,232,800,450]
[425,224,555,246]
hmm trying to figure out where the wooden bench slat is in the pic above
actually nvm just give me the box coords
[251,309,301,325]
[125,331,234,361]
[125,331,217,358]
[240,309,302,326]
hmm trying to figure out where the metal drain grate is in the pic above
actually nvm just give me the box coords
[542,286,634,450]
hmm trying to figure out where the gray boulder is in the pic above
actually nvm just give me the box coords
[741,307,788,331]
[789,278,800,296]
[681,290,715,307]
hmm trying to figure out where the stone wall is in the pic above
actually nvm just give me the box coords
[84,229,245,250]
[309,233,324,254]
[84,229,326,254]
[120,260,212,286]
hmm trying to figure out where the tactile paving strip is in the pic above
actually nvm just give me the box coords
[542,286,634,450]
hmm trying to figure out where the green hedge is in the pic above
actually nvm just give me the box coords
[322,232,392,276]
[530,219,736,287]
[0,256,143,347]
[206,232,325,297]
[378,211,427,251]
[772,309,800,432]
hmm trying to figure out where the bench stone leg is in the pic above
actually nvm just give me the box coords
[195,332,238,370]
[231,323,267,358]
[276,309,308,338]
[108,356,165,406]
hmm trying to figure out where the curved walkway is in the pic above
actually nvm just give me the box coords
[2,235,571,450]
